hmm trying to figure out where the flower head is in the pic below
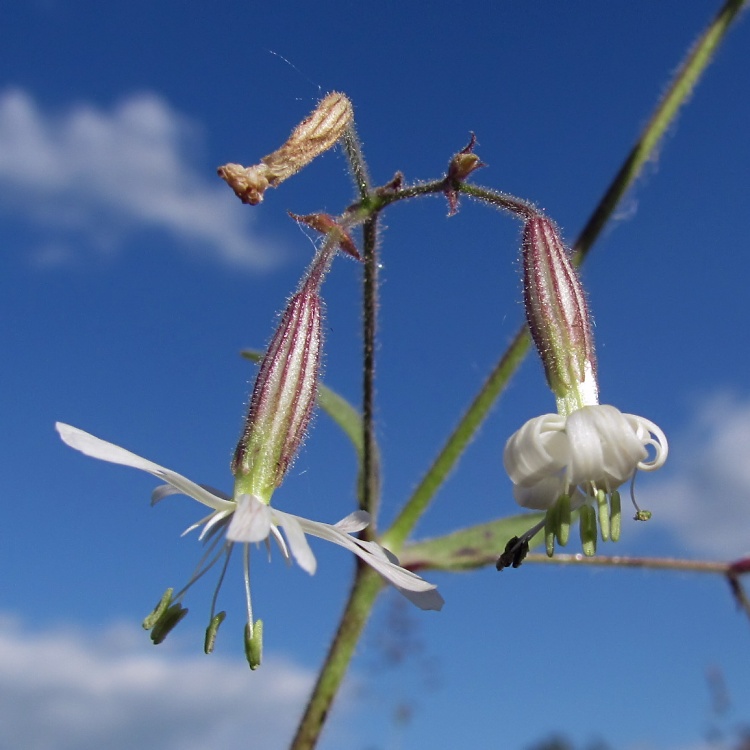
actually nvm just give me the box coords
[499,212,669,565]
[56,422,444,667]
[504,404,668,510]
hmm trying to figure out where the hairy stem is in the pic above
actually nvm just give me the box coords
[572,0,747,261]
[385,0,747,547]
[289,566,383,750]
[288,5,747,747]
[360,214,380,529]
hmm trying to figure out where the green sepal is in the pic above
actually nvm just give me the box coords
[142,588,174,630]
[596,489,610,542]
[149,603,189,645]
[544,504,557,557]
[204,611,227,654]
[244,620,263,671]
[399,513,544,572]
[556,494,571,546]
[579,504,597,557]
[242,349,380,509]
[610,490,622,541]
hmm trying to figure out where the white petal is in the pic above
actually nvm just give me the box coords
[513,476,565,510]
[391,584,446,611]
[333,510,371,534]
[226,494,272,543]
[198,509,232,541]
[56,423,233,512]
[292,515,443,611]
[625,414,669,472]
[567,406,647,488]
[503,414,569,486]
[271,509,317,574]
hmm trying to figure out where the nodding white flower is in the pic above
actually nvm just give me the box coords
[504,404,668,511]
[500,212,670,563]
[499,404,668,563]
[56,423,444,666]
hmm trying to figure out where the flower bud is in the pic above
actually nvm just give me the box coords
[444,133,485,215]
[231,287,322,502]
[522,216,598,412]
[218,92,353,205]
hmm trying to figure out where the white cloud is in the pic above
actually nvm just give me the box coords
[642,392,750,559]
[0,615,316,750]
[0,89,279,269]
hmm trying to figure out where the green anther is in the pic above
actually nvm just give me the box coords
[544,504,557,557]
[579,504,597,557]
[610,490,622,541]
[204,611,227,655]
[245,620,264,670]
[556,494,571,546]
[596,489,610,542]
[142,588,174,630]
[149,603,189,645]
[634,509,652,522]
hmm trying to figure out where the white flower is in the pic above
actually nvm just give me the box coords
[56,422,444,636]
[503,404,668,510]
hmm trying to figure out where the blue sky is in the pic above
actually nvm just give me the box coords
[2,2,750,749]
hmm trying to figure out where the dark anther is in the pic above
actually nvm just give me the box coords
[496,536,529,571]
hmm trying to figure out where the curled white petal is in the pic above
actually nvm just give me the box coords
[624,414,669,471]
[503,414,568,487]
[504,405,668,509]
[56,423,234,512]
[566,405,648,487]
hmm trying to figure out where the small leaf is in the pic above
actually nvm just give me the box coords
[399,514,544,572]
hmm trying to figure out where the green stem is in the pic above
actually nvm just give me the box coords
[385,328,532,549]
[572,0,747,262]
[288,5,747,746]
[524,553,728,574]
[289,565,383,750]
[385,0,747,548]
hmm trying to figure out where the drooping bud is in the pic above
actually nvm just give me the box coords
[522,216,598,414]
[218,92,353,205]
[231,231,342,503]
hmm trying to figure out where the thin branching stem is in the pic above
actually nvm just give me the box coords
[288,5,747,748]
[385,0,747,548]
[524,553,728,573]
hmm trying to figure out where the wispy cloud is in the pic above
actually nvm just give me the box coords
[0,89,278,269]
[0,615,314,750]
[642,391,750,559]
